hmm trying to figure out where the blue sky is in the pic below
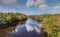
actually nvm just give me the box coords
[0,0,60,15]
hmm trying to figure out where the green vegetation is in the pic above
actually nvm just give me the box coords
[30,14,60,37]
[0,12,27,28]
[0,12,60,37]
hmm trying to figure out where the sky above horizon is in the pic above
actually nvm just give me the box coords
[0,0,60,15]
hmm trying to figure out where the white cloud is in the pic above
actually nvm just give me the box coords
[0,0,17,3]
[26,0,45,7]
[38,4,48,10]
[53,6,60,10]
[25,24,34,32]
[26,0,35,7]
[45,6,60,13]
[35,0,45,6]
[48,6,60,12]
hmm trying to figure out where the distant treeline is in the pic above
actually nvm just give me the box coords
[0,12,60,37]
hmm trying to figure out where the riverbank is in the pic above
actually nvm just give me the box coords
[0,12,60,37]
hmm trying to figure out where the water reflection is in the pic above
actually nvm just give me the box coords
[0,26,15,37]
[0,18,48,37]
[6,18,43,37]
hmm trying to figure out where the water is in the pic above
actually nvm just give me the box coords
[0,18,45,37]
[0,26,16,37]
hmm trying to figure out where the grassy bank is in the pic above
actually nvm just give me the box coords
[0,12,60,37]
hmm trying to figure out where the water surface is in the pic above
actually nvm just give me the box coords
[0,18,43,37]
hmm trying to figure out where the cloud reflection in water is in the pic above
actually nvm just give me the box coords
[7,18,42,37]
